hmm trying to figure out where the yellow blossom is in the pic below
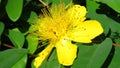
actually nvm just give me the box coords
[32,3,103,68]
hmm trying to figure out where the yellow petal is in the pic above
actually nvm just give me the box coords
[67,5,87,22]
[34,43,54,68]
[55,37,77,66]
[67,20,103,43]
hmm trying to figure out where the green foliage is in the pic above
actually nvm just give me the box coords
[27,11,38,23]
[109,47,120,68]
[0,0,120,68]
[7,28,25,48]
[27,34,38,54]
[72,38,112,68]
[12,55,27,68]
[5,0,23,22]
[0,48,27,68]
[86,0,109,35]
[99,0,120,13]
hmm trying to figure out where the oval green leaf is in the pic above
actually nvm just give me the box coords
[87,38,112,68]
[0,48,28,68]
[72,38,112,68]
[7,28,25,48]
[5,0,23,22]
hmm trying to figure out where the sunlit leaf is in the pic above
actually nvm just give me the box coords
[0,48,28,68]
[27,11,38,23]
[7,28,25,48]
[5,0,23,21]
[27,34,38,54]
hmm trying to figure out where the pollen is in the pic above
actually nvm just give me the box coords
[35,4,70,41]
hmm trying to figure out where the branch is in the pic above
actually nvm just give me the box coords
[39,0,47,7]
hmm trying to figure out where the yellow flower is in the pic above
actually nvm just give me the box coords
[32,3,103,68]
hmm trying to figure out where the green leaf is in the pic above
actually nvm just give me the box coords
[86,0,120,36]
[27,11,38,23]
[0,22,4,36]
[109,47,120,68]
[40,49,61,68]
[12,55,27,68]
[5,0,23,22]
[46,49,61,68]
[7,28,25,48]
[86,0,109,36]
[87,38,112,68]
[27,34,38,54]
[109,20,120,33]
[0,48,28,68]
[100,0,120,13]
[72,38,112,68]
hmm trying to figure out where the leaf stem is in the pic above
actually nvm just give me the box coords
[113,43,120,47]
[3,43,15,48]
